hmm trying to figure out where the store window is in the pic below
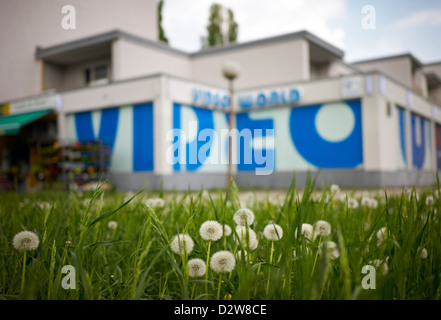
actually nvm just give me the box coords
[84,64,109,86]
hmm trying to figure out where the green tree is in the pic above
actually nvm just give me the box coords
[203,3,238,48]
[158,0,169,44]
[227,9,238,44]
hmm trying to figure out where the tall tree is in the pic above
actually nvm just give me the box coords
[203,3,238,48]
[206,3,224,47]
[227,8,238,44]
[158,0,169,44]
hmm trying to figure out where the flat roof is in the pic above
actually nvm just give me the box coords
[424,60,441,67]
[190,30,344,59]
[351,53,424,68]
[36,29,345,61]
[425,72,441,88]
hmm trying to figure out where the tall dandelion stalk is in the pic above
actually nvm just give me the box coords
[205,241,211,297]
[199,220,223,298]
[266,240,274,296]
[13,231,40,296]
[263,223,283,296]
[21,251,27,294]
[210,251,236,300]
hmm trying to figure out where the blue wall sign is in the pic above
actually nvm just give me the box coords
[192,89,230,108]
[238,88,300,109]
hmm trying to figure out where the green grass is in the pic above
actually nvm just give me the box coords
[0,176,440,300]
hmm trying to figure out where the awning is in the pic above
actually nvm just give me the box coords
[0,109,53,136]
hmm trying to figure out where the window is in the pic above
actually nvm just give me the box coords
[94,65,108,80]
[84,64,109,86]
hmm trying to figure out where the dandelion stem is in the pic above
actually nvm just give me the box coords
[253,262,262,299]
[311,237,322,276]
[190,282,196,300]
[21,251,26,296]
[205,241,211,298]
[217,274,222,300]
[266,240,274,296]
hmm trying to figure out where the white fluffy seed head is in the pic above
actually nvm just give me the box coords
[145,198,165,208]
[339,193,348,202]
[235,226,258,250]
[370,259,389,275]
[330,184,340,194]
[13,231,40,252]
[263,223,283,241]
[210,251,236,273]
[348,198,359,209]
[314,220,331,237]
[107,221,118,230]
[199,220,223,241]
[187,258,206,278]
[170,234,194,255]
[361,197,370,207]
[301,223,314,240]
[426,195,434,206]
[361,197,378,209]
[420,248,428,259]
[368,198,378,209]
[223,224,232,237]
[376,227,387,240]
[236,250,248,259]
[319,241,340,260]
[233,208,255,226]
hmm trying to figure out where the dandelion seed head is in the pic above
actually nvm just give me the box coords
[319,241,340,260]
[233,208,255,226]
[187,258,206,278]
[210,251,236,273]
[37,201,52,211]
[330,184,340,194]
[235,226,258,250]
[370,259,388,275]
[170,233,194,255]
[361,197,370,207]
[107,221,118,230]
[314,220,331,237]
[301,223,314,240]
[420,248,428,259]
[426,195,434,206]
[348,198,359,209]
[145,198,165,208]
[199,220,223,241]
[236,250,248,259]
[13,231,40,252]
[223,224,232,237]
[263,223,283,241]
[339,193,348,202]
[376,227,387,240]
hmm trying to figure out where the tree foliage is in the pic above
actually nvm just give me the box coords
[203,3,238,48]
[158,0,169,44]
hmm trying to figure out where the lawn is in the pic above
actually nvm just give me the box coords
[1,175,440,300]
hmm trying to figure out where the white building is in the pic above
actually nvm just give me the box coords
[1,0,441,191]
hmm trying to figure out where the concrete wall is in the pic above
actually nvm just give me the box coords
[0,0,158,102]
[429,86,441,107]
[328,61,357,78]
[191,39,310,90]
[112,39,191,81]
[43,62,64,92]
[355,57,413,89]
[424,63,441,78]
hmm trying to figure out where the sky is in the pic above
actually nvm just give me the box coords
[162,0,441,63]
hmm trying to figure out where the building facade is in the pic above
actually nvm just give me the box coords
[1,0,441,191]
